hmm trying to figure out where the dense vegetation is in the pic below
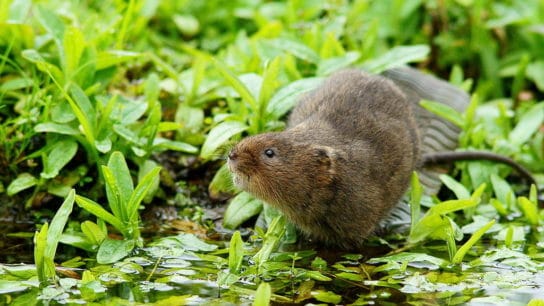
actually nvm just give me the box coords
[1,0,544,304]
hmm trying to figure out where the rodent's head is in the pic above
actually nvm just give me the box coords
[227,132,341,208]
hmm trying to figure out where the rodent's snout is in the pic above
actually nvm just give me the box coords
[228,150,238,161]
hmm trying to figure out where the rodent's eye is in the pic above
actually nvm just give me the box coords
[264,148,275,158]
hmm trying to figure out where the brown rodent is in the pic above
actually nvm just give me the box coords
[227,69,538,250]
[228,69,420,250]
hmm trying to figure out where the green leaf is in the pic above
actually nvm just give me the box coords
[7,173,37,196]
[410,172,422,234]
[126,166,161,221]
[526,61,544,91]
[152,138,198,154]
[214,59,258,109]
[508,102,544,146]
[452,219,495,264]
[175,104,204,133]
[34,5,65,44]
[258,57,282,112]
[96,238,134,264]
[81,221,106,246]
[224,192,264,229]
[253,282,272,306]
[312,290,341,304]
[75,195,126,232]
[34,122,80,135]
[228,231,244,274]
[316,51,361,76]
[62,26,85,79]
[420,99,464,128]
[208,163,235,198]
[34,223,51,284]
[518,197,539,226]
[37,189,75,284]
[361,45,429,73]
[0,280,30,294]
[253,216,286,268]
[95,50,141,70]
[200,121,248,160]
[105,151,134,221]
[266,77,323,118]
[439,174,470,199]
[41,140,78,179]
[174,233,218,252]
[0,77,34,92]
[265,38,320,63]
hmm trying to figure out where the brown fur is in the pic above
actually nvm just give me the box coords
[227,69,420,250]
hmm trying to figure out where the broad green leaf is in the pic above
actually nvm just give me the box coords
[175,104,204,133]
[59,233,95,252]
[361,45,429,73]
[102,166,125,221]
[228,231,244,274]
[258,57,282,110]
[7,0,32,23]
[316,51,361,76]
[62,26,85,79]
[96,238,134,264]
[75,195,125,232]
[7,173,37,196]
[265,38,320,63]
[0,77,33,91]
[253,282,272,306]
[174,233,218,252]
[311,290,341,304]
[490,174,516,209]
[35,5,64,44]
[224,192,264,229]
[152,138,198,153]
[95,50,141,70]
[138,160,161,203]
[21,49,65,85]
[508,102,544,146]
[41,140,78,179]
[208,163,235,198]
[439,174,470,199]
[253,216,286,268]
[126,166,161,221]
[214,59,258,109]
[200,121,248,159]
[34,122,80,135]
[452,219,495,264]
[367,252,448,268]
[81,221,106,246]
[420,99,464,128]
[266,77,323,118]
[518,197,539,226]
[106,151,134,220]
[0,280,30,294]
[113,124,141,144]
[526,60,544,91]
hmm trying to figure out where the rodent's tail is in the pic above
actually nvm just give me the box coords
[422,151,538,190]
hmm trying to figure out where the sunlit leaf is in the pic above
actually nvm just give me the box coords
[224,192,264,229]
[200,121,248,160]
[96,238,134,264]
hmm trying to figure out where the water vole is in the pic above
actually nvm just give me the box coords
[227,69,537,249]
[228,69,420,249]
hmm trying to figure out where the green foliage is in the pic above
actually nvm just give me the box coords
[0,0,543,304]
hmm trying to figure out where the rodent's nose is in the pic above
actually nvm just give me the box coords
[228,150,238,161]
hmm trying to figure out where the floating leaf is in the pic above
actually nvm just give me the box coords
[96,238,134,264]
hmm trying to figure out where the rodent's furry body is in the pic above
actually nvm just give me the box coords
[228,70,419,249]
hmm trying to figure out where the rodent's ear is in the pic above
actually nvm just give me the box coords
[312,145,343,169]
